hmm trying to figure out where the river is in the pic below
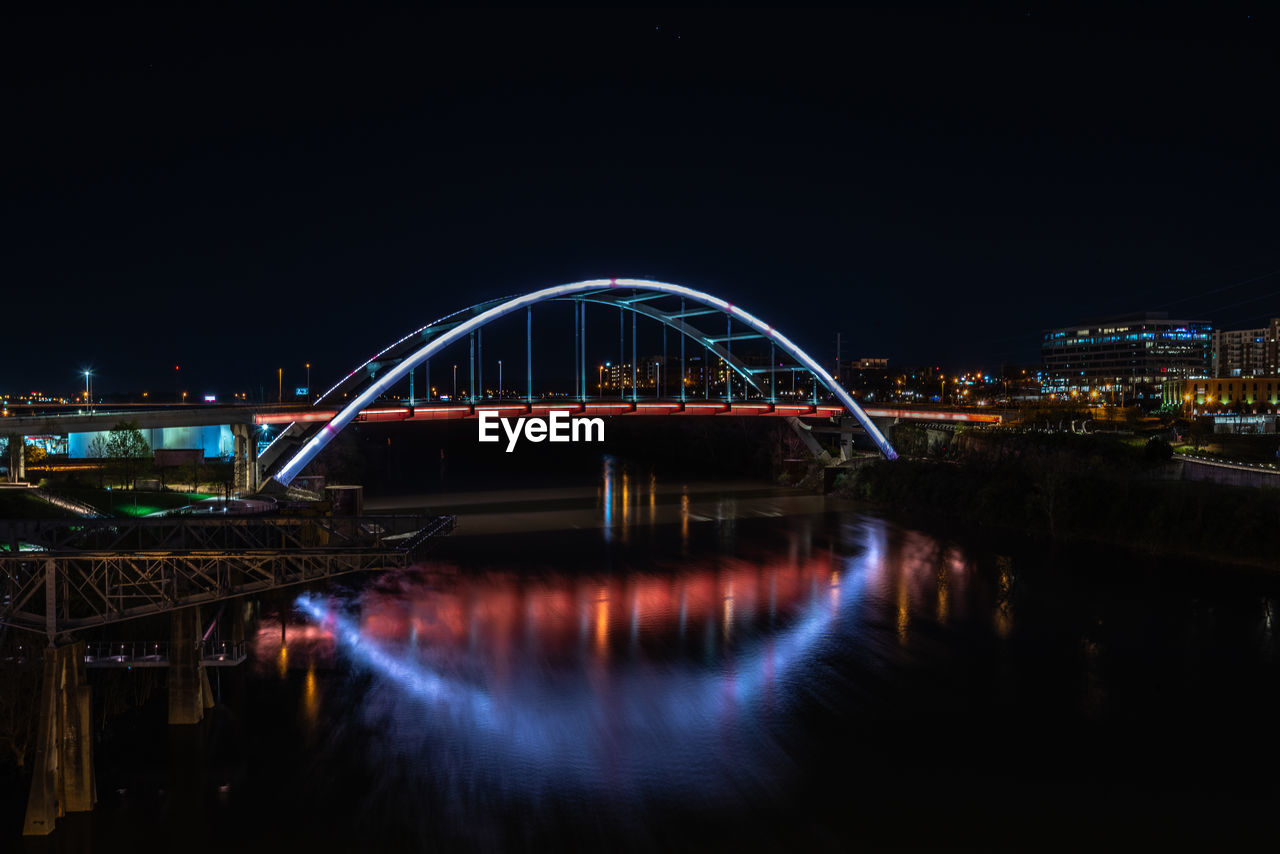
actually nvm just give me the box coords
[14,456,1280,850]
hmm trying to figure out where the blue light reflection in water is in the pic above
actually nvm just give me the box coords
[292,521,885,803]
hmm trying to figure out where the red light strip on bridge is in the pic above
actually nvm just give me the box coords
[359,408,412,422]
[255,411,338,425]
[408,407,471,420]
[862,407,1002,423]
[530,403,584,413]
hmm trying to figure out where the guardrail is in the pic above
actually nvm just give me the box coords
[1175,452,1280,473]
[83,638,247,668]
[30,487,107,518]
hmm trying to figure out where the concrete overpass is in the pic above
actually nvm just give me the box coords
[1,404,272,489]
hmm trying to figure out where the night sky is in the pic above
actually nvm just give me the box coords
[4,7,1277,398]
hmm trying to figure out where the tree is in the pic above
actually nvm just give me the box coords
[23,446,47,478]
[1188,417,1211,451]
[86,435,109,488]
[104,421,151,489]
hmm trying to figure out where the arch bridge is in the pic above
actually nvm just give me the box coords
[262,278,900,487]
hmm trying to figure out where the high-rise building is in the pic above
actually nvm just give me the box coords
[1211,319,1280,376]
[1041,312,1211,402]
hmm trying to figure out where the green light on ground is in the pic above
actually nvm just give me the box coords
[117,505,162,517]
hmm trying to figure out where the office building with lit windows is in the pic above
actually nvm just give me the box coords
[1211,318,1280,377]
[1041,312,1211,402]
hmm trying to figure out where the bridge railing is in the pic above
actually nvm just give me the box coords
[0,514,457,635]
[1,514,450,554]
[83,638,248,668]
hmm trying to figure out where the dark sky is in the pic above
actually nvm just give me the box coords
[4,6,1277,398]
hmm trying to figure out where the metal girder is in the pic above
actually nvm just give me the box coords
[312,298,514,407]
[563,295,765,394]
[706,332,766,343]
[0,515,455,637]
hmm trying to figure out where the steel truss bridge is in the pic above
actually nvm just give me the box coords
[261,278,906,486]
[0,514,456,641]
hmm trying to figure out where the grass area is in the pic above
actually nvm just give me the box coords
[51,487,215,517]
[0,490,78,519]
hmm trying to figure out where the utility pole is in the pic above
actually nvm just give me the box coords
[835,332,842,386]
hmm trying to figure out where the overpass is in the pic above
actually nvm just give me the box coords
[1,404,293,489]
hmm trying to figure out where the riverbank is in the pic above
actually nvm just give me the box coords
[840,455,1280,572]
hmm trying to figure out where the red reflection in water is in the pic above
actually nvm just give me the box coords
[337,553,841,672]
[251,617,337,674]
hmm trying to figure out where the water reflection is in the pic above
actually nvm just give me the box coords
[224,500,1280,849]
[260,516,1011,807]
[265,524,898,807]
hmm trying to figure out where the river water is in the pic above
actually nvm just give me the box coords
[17,456,1280,851]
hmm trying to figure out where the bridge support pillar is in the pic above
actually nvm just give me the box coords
[785,417,833,465]
[23,641,96,836]
[231,424,257,494]
[7,433,25,483]
[169,607,208,725]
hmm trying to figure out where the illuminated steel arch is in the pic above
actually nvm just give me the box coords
[271,279,897,486]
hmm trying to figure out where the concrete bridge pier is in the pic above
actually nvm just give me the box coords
[169,607,214,725]
[6,433,25,483]
[784,417,834,465]
[23,641,96,836]
[231,423,258,493]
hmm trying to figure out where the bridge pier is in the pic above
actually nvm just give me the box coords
[7,433,25,482]
[169,607,213,725]
[23,641,96,836]
[784,417,833,465]
[839,429,854,463]
[231,423,257,493]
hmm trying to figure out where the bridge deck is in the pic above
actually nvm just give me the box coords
[256,400,1005,426]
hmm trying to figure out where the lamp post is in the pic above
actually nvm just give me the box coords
[452,364,457,401]
[277,368,283,404]
[305,362,311,403]
[598,365,604,395]
[498,360,503,399]
[83,371,91,411]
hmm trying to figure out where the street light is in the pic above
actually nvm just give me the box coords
[498,360,503,399]
[305,362,311,402]
[83,371,91,411]
[452,364,457,400]
[598,364,604,394]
